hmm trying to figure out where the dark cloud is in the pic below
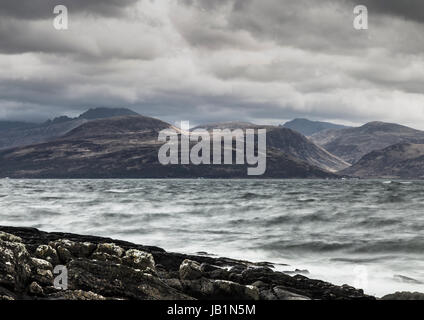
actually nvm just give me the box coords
[0,0,139,19]
[1,0,424,129]
[347,0,424,23]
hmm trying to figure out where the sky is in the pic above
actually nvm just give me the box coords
[1,0,424,128]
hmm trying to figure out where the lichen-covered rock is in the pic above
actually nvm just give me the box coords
[94,243,125,258]
[30,257,53,285]
[67,258,192,300]
[35,245,59,265]
[212,280,260,300]
[29,281,44,296]
[179,260,203,280]
[122,249,156,272]
[0,226,376,301]
[0,232,22,243]
[56,246,73,263]
[91,251,122,264]
[0,234,32,291]
[49,239,96,259]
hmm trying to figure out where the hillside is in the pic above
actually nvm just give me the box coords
[310,122,424,164]
[197,122,349,172]
[0,108,140,150]
[0,116,337,179]
[340,143,424,179]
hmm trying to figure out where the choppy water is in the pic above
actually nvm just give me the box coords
[0,179,423,297]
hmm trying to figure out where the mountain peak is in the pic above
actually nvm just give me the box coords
[78,107,139,120]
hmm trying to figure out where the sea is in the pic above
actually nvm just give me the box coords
[1,178,423,297]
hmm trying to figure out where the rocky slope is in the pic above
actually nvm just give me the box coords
[0,108,139,151]
[310,122,424,164]
[340,143,424,179]
[195,122,349,172]
[282,118,349,136]
[0,115,338,179]
[0,226,374,300]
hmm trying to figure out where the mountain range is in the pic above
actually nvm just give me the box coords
[0,115,336,179]
[310,121,424,164]
[0,108,140,151]
[1,109,424,179]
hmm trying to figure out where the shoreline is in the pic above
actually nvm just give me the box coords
[0,226,372,300]
[0,226,420,300]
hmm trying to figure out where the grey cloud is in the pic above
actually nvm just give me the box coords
[347,0,424,23]
[1,0,424,130]
[0,0,139,19]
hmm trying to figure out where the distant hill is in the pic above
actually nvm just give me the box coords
[340,143,424,179]
[0,115,337,179]
[0,121,37,132]
[310,121,424,164]
[194,122,349,172]
[194,121,258,130]
[78,107,139,120]
[0,108,140,150]
[282,118,349,136]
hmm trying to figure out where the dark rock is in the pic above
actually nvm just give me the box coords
[35,245,59,265]
[179,260,203,280]
[29,281,44,296]
[0,227,377,301]
[67,258,191,300]
[381,291,424,300]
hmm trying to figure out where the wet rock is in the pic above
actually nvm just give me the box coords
[180,260,203,280]
[213,280,260,300]
[273,286,311,300]
[180,278,259,300]
[91,251,122,264]
[30,257,53,285]
[251,280,269,289]
[0,226,377,301]
[228,265,247,274]
[200,263,221,273]
[122,249,156,272]
[29,281,44,296]
[208,268,230,280]
[35,245,59,265]
[49,239,96,259]
[56,246,73,264]
[95,243,125,258]
[48,290,106,300]
[0,232,22,243]
[0,234,32,291]
[67,258,192,300]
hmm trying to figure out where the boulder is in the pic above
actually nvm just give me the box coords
[30,257,53,285]
[0,233,32,291]
[122,249,156,272]
[35,245,59,265]
[179,260,203,280]
[67,258,192,300]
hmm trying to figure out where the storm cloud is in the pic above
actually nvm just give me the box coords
[1,0,424,128]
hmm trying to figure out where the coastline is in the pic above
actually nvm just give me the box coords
[0,226,377,300]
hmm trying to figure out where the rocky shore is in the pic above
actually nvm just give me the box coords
[0,226,383,300]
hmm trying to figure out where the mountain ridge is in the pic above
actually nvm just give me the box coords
[0,115,338,179]
[311,121,424,164]
[340,143,424,179]
[282,118,350,136]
